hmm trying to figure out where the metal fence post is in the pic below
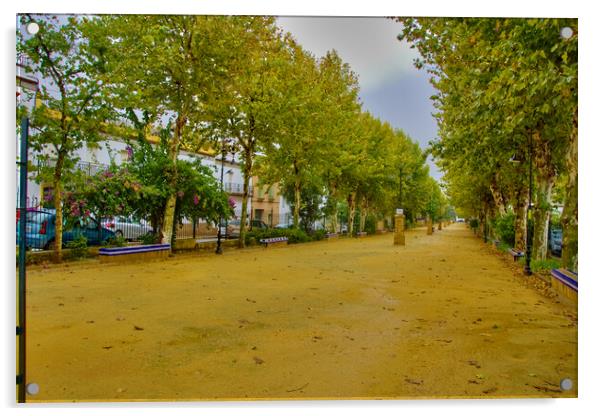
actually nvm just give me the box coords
[17,117,29,403]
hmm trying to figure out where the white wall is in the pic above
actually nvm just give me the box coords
[24,137,252,215]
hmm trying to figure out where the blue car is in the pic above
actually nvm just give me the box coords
[549,228,562,257]
[16,208,115,250]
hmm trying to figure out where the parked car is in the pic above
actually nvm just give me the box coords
[101,216,152,241]
[223,219,269,238]
[549,228,562,256]
[274,223,293,229]
[16,209,115,250]
[218,220,235,239]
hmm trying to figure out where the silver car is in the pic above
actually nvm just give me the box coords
[102,216,152,241]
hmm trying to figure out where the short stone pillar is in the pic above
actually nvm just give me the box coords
[427,217,433,235]
[438,221,442,230]
[394,214,405,245]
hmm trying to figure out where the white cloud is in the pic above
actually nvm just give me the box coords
[276,17,419,93]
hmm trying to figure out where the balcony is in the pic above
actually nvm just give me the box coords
[224,182,253,196]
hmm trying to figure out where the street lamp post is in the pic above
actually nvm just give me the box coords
[17,20,40,400]
[524,132,533,276]
[216,138,227,255]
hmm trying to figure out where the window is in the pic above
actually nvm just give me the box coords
[41,185,54,208]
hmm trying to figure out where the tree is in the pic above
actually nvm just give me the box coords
[83,15,236,246]
[201,17,290,247]
[124,127,232,242]
[398,18,577,267]
[18,14,111,260]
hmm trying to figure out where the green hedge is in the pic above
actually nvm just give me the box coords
[245,228,314,246]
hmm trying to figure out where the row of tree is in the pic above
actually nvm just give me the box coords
[18,15,447,259]
[396,18,578,271]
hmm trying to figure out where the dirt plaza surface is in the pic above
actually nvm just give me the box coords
[22,223,577,401]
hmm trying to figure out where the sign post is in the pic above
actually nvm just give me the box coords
[394,209,405,246]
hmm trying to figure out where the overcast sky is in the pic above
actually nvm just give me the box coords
[276,17,442,181]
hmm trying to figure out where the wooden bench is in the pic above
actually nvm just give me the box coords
[551,268,578,302]
[508,248,524,262]
[355,231,367,238]
[325,232,339,240]
[99,243,171,263]
[259,236,288,247]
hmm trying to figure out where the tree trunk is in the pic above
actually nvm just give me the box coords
[52,152,66,262]
[561,110,578,271]
[477,209,485,237]
[513,186,528,252]
[530,128,555,261]
[162,194,177,245]
[328,185,338,233]
[293,163,301,228]
[359,196,368,232]
[238,148,253,248]
[532,177,554,261]
[160,115,185,246]
[490,174,507,217]
[347,192,356,237]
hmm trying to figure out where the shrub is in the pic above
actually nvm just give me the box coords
[140,232,159,245]
[312,229,326,241]
[492,212,515,246]
[469,218,479,229]
[285,228,311,244]
[66,235,88,259]
[518,257,561,273]
[103,235,127,247]
[245,228,311,245]
[497,241,512,252]
[364,214,377,234]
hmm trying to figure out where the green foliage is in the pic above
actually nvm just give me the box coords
[397,17,577,257]
[18,14,113,258]
[492,212,516,246]
[312,229,327,241]
[65,235,88,259]
[64,164,143,225]
[103,235,127,248]
[550,210,562,229]
[125,131,232,233]
[518,257,561,273]
[364,214,377,234]
[244,228,313,246]
[469,218,479,229]
[19,14,448,255]
[496,241,512,253]
[140,232,159,245]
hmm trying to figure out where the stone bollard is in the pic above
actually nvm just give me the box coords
[427,217,433,235]
[438,222,442,230]
[394,214,405,246]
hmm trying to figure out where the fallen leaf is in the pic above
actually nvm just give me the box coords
[533,385,562,393]
[286,382,309,393]
[404,378,423,385]
[253,356,264,365]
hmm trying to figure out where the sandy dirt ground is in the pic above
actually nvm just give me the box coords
[20,223,577,402]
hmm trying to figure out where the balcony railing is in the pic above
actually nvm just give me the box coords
[36,158,109,176]
[224,182,253,196]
